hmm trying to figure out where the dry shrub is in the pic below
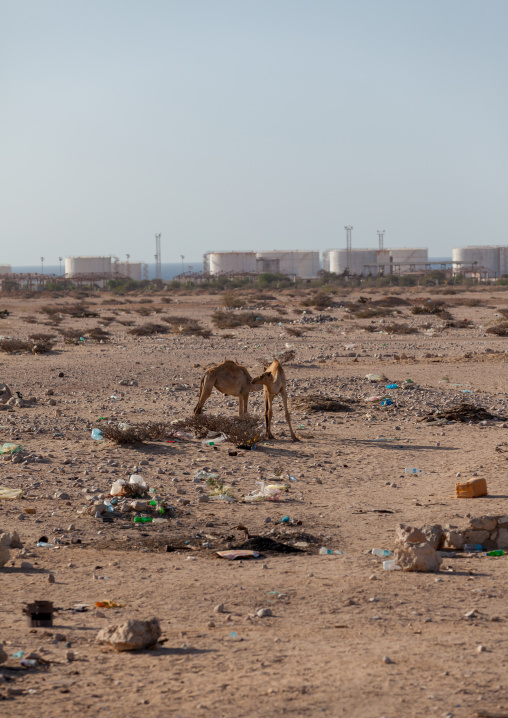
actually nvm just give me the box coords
[411,301,451,317]
[449,297,483,307]
[117,319,135,326]
[291,394,353,412]
[29,332,57,341]
[497,309,508,319]
[354,307,394,319]
[23,316,37,324]
[486,322,508,336]
[128,322,168,336]
[134,307,152,316]
[384,323,419,334]
[176,414,262,446]
[371,296,411,307]
[57,328,83,340]
[0,338,51,354]
[85,326,110,341]
[100,422,172,444]
[222,292,245,308]
[161,316,211,337]
[445,319,474,329]
[0,310,9,317]
[211,311,262,329]
[284,326,303,337]
[300,292,332,308]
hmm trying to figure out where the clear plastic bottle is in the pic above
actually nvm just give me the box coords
[383,560,401,570]
[91,428,103,441]
[372,548,393,557]
[405,468,422,474]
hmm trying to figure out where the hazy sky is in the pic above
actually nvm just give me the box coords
[2,0,507,266]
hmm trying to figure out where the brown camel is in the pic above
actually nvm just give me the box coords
[193,360,262,416]
[251,359,299,442]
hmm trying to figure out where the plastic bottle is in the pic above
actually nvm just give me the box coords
[36,542,54,548]
[405,468,422,474]
[383,560,401,570]
[485,550,505,557]
[372,548,393,557]
[91,428,103,441]
[464,544,483,552]
[385,384,398,389]
[103,499,114,513]
[134,516,153,523]
[202,433,228,446]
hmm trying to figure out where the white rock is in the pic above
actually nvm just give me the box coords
[394,542,442,573]
[95,617,161,652]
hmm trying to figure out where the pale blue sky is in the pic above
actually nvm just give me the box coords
[2,0,507,265]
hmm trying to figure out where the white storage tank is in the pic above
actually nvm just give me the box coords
[255,250,319,278]
[116,262,142,281]
[376,249,391,274]
[0,265,12,274]
[209,252,257,275]
[499,247,508,276]
[65,256,112,277]
[452,246,500,277]
[388,248,428,272]
[329,249,378,276]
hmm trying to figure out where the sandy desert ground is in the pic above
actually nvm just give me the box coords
[1,285,508,718]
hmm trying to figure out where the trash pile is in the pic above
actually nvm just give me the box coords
[291,394,354,413]
[419,402,506,424]
[299,314,337,324]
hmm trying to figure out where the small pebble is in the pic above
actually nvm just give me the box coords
[214,604,225,614]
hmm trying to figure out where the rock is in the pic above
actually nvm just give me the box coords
[394,542,442,573]
[129,500,148,512]
[95,617,161,652]
[421,524,444,549]
[214,604,225,614]
[48,574,55,584]
[66,650,75,662]
[477,644,486,653]
[470,516,497,532]
[0,644,6,664]
[0,383,12,404]
[53,491,71,500]
[0,531,23,548]
[0,545,10,568]
[256,608,273,618]
[382,656,394,664]
[396,524,427,544]
[6,396,27,408]
[442,530,465,551]
[463,529,490,545]
[496,528,508,549]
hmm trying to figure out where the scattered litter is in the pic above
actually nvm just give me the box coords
[464,544,483,552]
[216,550,260,560]
[405,468,422,474]
[202,433,228,446]
[95,600,125,608]
[366,374,387,382]
[371,548,393,557]
[485,550,504,557]
[380,398,393,406]
[23,600,55,627]
[383,560,401,570]
[420,402,506,424]
[319,547,343,555]
[244,481,287,502]
[91,428,103,441]
[0,442,22,454]
[385,384,398,389]
[0,486,23,500]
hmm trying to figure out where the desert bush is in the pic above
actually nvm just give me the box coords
[411,301,448,315]
[284,326,303,337]
[354,307,394,319]
[23,316,37,324]
[57,328,83,340]
[134,307,151,316]
[300,292,332,308]
[222,292,245,308]
[486,322,508,336]
[29,332,57,341]
[0,338,51,354]
[85,326,110,341]
[211,311,262,329]
[160,316,211,337]
[383,323,419,334]
[128,323,168,336]
[445,319,474,329]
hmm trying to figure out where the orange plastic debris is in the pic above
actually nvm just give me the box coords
[455,477,488,498]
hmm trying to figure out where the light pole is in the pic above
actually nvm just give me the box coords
[58,257,62,275]
[180,254,185,274]
[41,257,45,275]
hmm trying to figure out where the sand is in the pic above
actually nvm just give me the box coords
[1,286,508,718]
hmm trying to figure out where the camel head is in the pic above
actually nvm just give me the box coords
[251,371,270,387]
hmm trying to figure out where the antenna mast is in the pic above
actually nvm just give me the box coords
[344,226,353,272]
[377,229,385,250]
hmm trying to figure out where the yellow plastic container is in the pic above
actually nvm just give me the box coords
[455,477,488,498]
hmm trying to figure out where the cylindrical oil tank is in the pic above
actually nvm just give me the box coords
[0,265,12,274]
[65,256,112,277]
[452,247,500,277]
[329,249,378,276]
[256,250,319,278]
[388,248,428,272]
[209,252,257,275]
[116,262,142,281]
[499,247,508,276]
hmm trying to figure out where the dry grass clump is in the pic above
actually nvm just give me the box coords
[22,316,37,324]
[85,326,110,341]
[28,332,57,341]
[128,322,169,336]
[0,310,9,317]
[134,307,152,316]
[100,421,172,444]
[383,323,419,334]
[222,292,246,308]
[497,309,508,319]
[0,338,52,354]
[445,319,474,329]
[291,394,354,412]
[176,414,262,446]
[211,311,262,329]
[300,292,333,309]
[371,296,411,307]
[41,303,98,318]
[353,307,394,319]
[161,316,211,337]
[411,301,452,319]
[284,326,303,337]
[57,327,83,340]
[486,322,508,336]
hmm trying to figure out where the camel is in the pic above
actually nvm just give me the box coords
[251,359,299,442]
[193,360,262,416]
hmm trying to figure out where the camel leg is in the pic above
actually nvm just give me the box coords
[194,378,214,416]
[281,387,299,442]
[264,390,274,439]
[241,389,250,416]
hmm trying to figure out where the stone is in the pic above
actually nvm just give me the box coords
[0,531,23,549]
[0,383,12,404]
[442,531,464,551]
[470,516,497,532]
[496,528,508,549]
[214,604,225,613]
[421,524,444,549]
[463,530,490,545]
[382,656,394,664]
[0,545,10,568]
[394,542,443,573]
[477,644,486,653]
[53,491,70,500]
[396,524,427,544]
[48,574,55,584]
[256,608,273,618]
[95,617,161,652]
